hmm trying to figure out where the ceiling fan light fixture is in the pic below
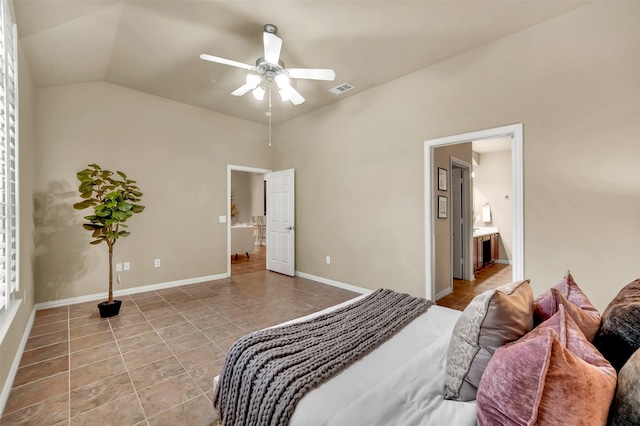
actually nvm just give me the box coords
[246,74,261,87]
[274,73,289,89]
[252,86,266,101]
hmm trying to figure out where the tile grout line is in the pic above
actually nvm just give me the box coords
[111,300,152,424]
[133,288,209,422]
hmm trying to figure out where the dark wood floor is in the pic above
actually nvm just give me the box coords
[231,245,266,276]
[436,263,513,311]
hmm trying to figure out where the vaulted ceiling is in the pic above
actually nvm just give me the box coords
[13,1,589,125]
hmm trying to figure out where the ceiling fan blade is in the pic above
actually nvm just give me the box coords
[231,74,262,96]
[231,83,254,97]
[199,54,254,71]
[287,85,305,105]
[263,32,282,65]
[286,68,336,81]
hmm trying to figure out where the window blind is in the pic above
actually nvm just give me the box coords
[0,0,18,313]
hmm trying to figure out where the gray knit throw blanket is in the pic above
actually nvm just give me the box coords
[213,288,434,426]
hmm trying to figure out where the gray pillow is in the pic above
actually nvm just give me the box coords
[444,279,534,401]
[594,278,640,371]
[609,347,640,425]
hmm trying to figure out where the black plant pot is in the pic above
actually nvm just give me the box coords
[97,300,122,318]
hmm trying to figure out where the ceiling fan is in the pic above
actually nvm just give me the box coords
[200,24,336,105]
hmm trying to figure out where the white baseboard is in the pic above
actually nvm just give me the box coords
[295,272,372,295]
[495,259,512,265]
[0,304,35,418]
[435,287,453,300]
[34,274,228,310]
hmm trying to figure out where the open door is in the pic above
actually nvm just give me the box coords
[266,169,295,276]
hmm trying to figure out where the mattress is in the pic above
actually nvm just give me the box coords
[214,294,477,426]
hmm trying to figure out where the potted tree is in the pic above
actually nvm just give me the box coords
[73,164,145,317]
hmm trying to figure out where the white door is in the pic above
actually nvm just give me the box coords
[266,169,295,276]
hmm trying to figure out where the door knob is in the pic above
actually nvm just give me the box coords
[286,226,294,230]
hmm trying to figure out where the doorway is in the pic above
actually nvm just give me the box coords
[450,159,472,281]
[227,165,272,277]
[424,123,524,301]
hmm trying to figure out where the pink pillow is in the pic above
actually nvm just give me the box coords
[534,273,601,341]
[477,305,616,426]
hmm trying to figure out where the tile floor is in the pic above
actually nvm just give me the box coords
[1,272,358,425]
[2,250,511,425]
[436,263,513,311]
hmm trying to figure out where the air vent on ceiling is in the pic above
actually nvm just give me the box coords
[329,83,354,95]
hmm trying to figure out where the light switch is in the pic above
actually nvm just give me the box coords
[219,215,227,223]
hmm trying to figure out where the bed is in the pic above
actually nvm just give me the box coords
[213,275,640,426]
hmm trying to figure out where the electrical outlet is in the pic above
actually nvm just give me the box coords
[115,263,122,272]
[154,259,161,268]
[124,262,130,271]
[326,256,331,264]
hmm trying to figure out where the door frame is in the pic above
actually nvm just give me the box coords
[450,158,473,283]
[424,123,524,301]
[227,164,272,277]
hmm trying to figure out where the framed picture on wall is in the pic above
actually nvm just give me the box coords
[438,167,447,191]
[437,195,448,219]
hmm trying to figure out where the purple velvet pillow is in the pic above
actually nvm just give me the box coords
[477,305,616,426]
[534,273,601,341]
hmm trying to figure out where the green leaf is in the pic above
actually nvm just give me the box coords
[73,200,95,210]
[131,191,143,197]
[92,229,101,238]
[89,239,103,245]
[77,171,93,182]
[117,171,127,180]
[118,231,131,237]
[82,224,102,231]
[131,205,145,213]
[117,202,132,211]
[112,211,127,221]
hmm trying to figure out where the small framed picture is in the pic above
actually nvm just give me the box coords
[438,167,447,191]
[438,195,448,219]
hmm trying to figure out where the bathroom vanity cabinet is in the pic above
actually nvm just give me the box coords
[473,232,499,272]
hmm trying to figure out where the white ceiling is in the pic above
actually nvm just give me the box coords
[13,0,590,125]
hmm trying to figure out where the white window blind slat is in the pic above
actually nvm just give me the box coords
[0,0,18,316]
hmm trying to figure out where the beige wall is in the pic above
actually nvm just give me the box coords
[231,170,252,224]
[0,41,37,407]
[251,173,265,217]
[434,143,473,295]
[473,150,512,262]
[34,82,271,303]
[274,2,640,311]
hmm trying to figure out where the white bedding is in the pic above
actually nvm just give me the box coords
[215,295,477,426]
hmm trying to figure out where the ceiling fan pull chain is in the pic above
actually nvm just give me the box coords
[268,86,272,147]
